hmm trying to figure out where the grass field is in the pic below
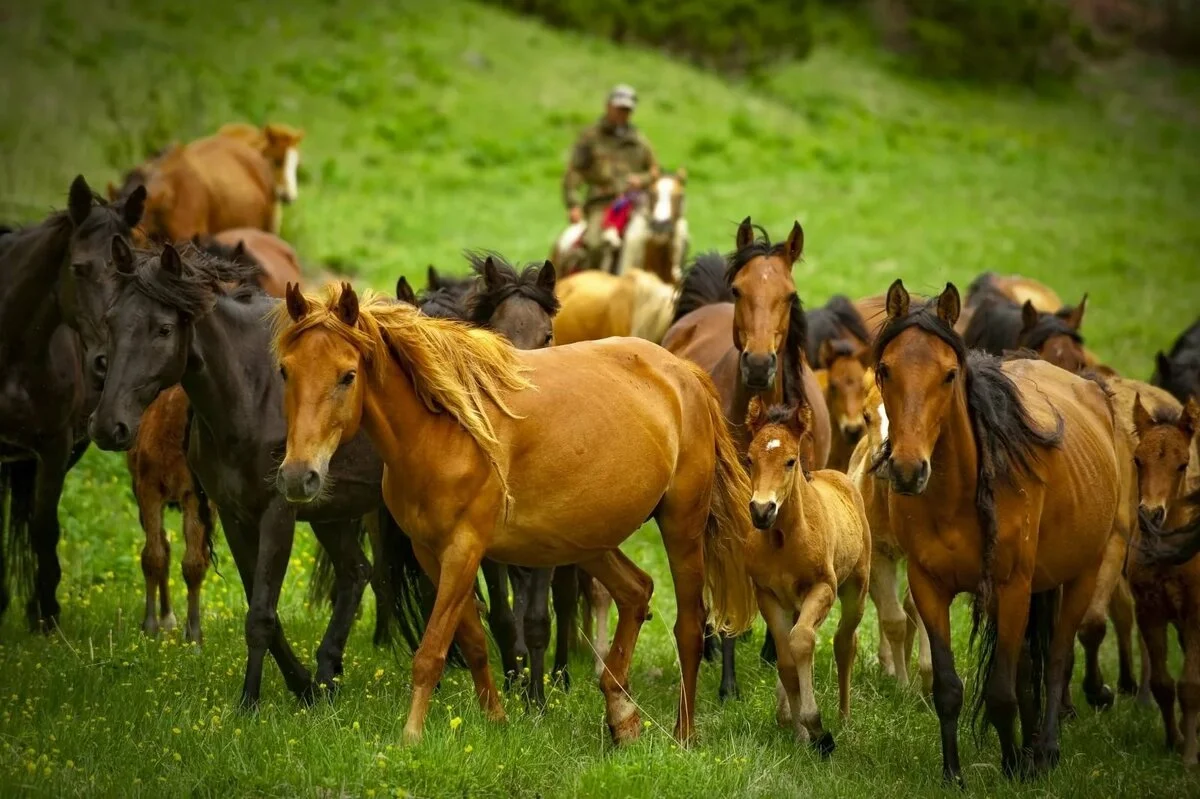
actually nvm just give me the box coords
[2,1,1200,796]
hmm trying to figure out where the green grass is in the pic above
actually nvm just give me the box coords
[2,0,1200,796]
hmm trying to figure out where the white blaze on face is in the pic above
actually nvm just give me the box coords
[877,402,889,442]
[652,176,675,223]
[281,147,300,202]
[765,439,781,451]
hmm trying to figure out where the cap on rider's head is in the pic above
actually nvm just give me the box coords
[608,84,637,110]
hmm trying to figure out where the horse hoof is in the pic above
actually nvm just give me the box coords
[297,682,318,707]
[1085,685,1114,712]
[402,728,423,746]
[160,612,178,632]
[608,712,642,745]
[185,626,203,647]
[812,732,835,758]
[1059,702,1079,722]
[1117,678,1138,697]
[718,683,740,703]
[239,693,260,713]
[142,619,159,637]
[552,668,571,692]
[1033,744,1060,773]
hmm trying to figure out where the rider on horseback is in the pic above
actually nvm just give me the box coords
[562,85,659,272]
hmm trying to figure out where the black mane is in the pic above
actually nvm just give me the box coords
[464,250,558,325]
[417,286,468,320]
[671,251,731,324]
[963,294,1082,357]
[193,235,262,269]
[805,295,870,364]
[1019,310,1082,351]
[118,243,264,320]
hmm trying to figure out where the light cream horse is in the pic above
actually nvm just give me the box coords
[618,169,689,284]
[554,268,678,346]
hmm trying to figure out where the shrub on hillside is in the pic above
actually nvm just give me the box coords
[873,0,1079,85]
[487,0,813,75]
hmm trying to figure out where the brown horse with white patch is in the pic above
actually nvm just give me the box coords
[815,339,872,472]
[874,280,1122,784]
[273,284,757,745]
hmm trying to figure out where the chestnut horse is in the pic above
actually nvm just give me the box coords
[1129,393,1200,763]
[195,228,304,297]
[217,122,305,206]
[744,399,870,754]
[874,280,1122,784]
[553,268,677,346]
[661,220,831,700]
[274,284,757,744]
[814,339,872,472]
[618,170,689,284]
[138,135,275,243]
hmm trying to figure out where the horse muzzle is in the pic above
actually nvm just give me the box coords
[839,420,865,445]
[749,499,779,531]
[1139,504,1168,531]
[740,351,777,393]
[88,411,135,452]
[888,457,930,496]
[277,461,324,503]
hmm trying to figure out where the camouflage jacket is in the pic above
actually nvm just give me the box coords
[562,118,658,210]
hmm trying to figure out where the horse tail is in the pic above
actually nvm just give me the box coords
[687,363,757,635]
[0,459,38,616]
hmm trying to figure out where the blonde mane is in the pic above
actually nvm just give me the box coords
[274,284,534,506]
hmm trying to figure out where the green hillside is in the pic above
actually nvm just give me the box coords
[2,1,1199,796]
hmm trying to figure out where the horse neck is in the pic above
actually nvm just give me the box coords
[732,380,786,448]
[776,467,817,540]
[642,237,673,284]
[359,353,447,472]
[181,295,278,439]
[926,384,978,518]
[0,220,70,351]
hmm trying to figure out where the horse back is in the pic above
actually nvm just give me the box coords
[212,228,302,297]
[552,270,631,344]
[150,137,273,240]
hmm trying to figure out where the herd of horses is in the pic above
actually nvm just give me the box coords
[3,124,1200,786]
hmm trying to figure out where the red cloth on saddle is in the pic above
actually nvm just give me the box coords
[602,194,636,238]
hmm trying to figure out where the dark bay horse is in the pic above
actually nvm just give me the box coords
[87,243,428,706]
[804,295,871,367]
[1153,317,1200,403]
[963,291,1089,374]
[661,218,831,701]
[0,175,143,629]
[874,280,1123,784]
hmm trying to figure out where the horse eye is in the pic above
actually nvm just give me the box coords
[1179,463,1189,474]
[1134,457,1143,470]
[876,363,890,381]
[730,286,741,300]
[543,332,554,346]
[944,368,958,385]
[339,370,356,387]
[785,458,797,469]
[157,324,174,338]
[863,412,872,424]
[279,366,288,381]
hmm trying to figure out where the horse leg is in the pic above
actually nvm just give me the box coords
[904,587,933,694]
[589,577,613,677]
[760,632,777,664]
[790,581,836,755]
[241,502,302,709]
[1179,622,1200,766]
[522,567,553,711]
[657,499,706,744]
[579,549,654,746]
[616,213,646,275]
[180,487,211,645]
[1035,569,1100,773]
[551,566,578,690]
[717,634,740,702]
[365,511,393,647]
[1109,579,1137,696]
[221,516,312,702]
[480,559,519,686]
[835,575,866,722]
[1139,608,1180,752]
[134,480,168,637]
[1078,535,1124,710]
[403,536,499,744]
[870,550,907,682]
[988,578,1035,779]
[759,591,801,731]
[28,440,70,632]
[1138,628,1154,706]
[310,520,372,694]
[508,565,532,694]
[909,564,964,786]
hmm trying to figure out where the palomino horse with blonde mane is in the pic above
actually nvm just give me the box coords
[873,280,1123,784]
[662,219,831,701]
[274,283,757,744]
[553,267,678,346]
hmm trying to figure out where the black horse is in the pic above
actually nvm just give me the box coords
[87,241,427,707]
[1152,317,1200,403]
[0,176,143,630]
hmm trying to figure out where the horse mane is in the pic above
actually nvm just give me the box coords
[822,338,860,366]
[273,285,534,508]
[464,250,559,325]
[671,251,731,323]
[1168,318,1200,358]
[726,228,809,408]
[417,286,468,320]
[1019,310,1082,350]
[193,235,261,269]
[118,243,264,320]
[805,295,870,364]
[962,296,1024,355]
[964,271,1007,308]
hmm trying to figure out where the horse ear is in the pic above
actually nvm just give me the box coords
[885,279,909,320]
[818,338,836,370]
[122,185,146,227]
[111,235,135,275]
[936,283,961,327]
[1183,398,1200,440]
[791,403,814,437]
[160,244,182,276]
[537,260,557,293]
[482,256,501,289]
[395,276,416,306]
[1156,351,1173,381]
[1132,393,1154,438]
[106,182,119,202]
[746,396,765,429]
[1020,300,1039,335]
[426,265,441,291]
[68,175,93,227]
[232,241,247,262]
[285,282,309,322]
[1065,294,1088,331]
[674,166,687,185]
[736,216,754,251]
[784,221,804,266]
[336,282,360,327]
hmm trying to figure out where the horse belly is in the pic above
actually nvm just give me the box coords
[1032,441,1119,592]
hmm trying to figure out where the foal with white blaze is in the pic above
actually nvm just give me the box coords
[744,398,871,754]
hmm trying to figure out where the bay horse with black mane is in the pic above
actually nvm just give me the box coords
[87,242,430,707]
[0,175,143,630]
[963,290,1090,374]
[1153,317,1200,404]
[661,218,831,700]
[273,282,757,744]
[873,279,1123,784]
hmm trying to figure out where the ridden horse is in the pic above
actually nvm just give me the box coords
[744,399,870,754]
[138,135,276,243]
[618,169,689,284]
[804,295,872,367]
[0,176,143,629]
[194,228,305,297]
[963,293,1090,374]
[661,220,831,700]
[873,279,1123,784]
[814,339,872,473]
[87,243,429,706]
[849,381,932,692]
[553,268,677,346]
[1152,317,1200,403]
[273,283,757,744]
[1128,393,1200,763]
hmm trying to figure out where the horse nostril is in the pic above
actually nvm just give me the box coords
[302,470,321,497]
[112,422,130,446]
[93,354,108,376]
[768,352,778,370]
